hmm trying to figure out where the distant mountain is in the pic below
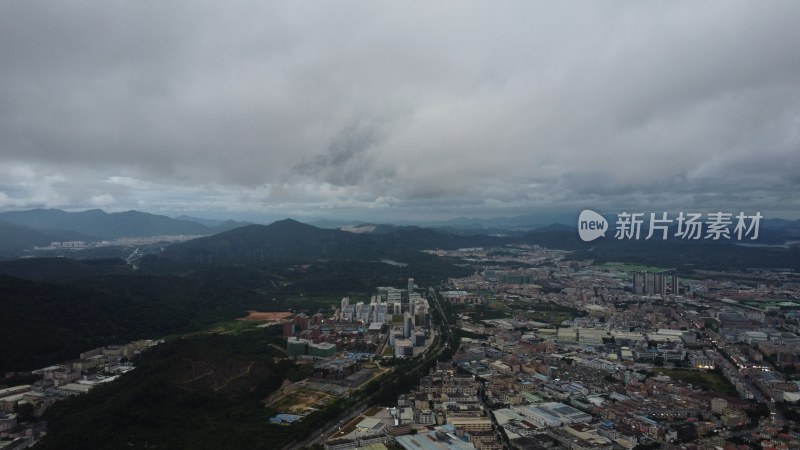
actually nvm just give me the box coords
[517,223,800,270]
[310,213,570,231]
[0,208,211,239]
[418,212,575,229]
[332,221,534,237]
[162,218,503,264]
[763,218,800,229]
[309,218,356,228]
[210,219,253,233]
[0,220,93,259]
[174,215,253,232]
[174,215,227,227]
[163,219,364,263]
[339,223,398,234]
[529,223,573,233]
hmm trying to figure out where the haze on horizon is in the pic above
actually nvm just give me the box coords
[1,1,799,223]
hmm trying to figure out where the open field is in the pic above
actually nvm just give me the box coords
[238,310,293,321]
[522,310,575,326]
[364,406,382,416]
[268,385,334,415]
[652,369,737,396]
[162,319,263,340]
[742,299,800,309]
[595,262,669,273]
[488,298,511,312]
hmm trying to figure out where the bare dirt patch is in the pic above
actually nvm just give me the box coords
[268,385,331,415]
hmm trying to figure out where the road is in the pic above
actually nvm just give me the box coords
[292,405,368,449]
[681,308,787,426]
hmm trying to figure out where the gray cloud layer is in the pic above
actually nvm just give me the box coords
[1,1,798,220]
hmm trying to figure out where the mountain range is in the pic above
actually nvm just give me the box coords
[160,218,503,264]
[0,209,251,258]
[1,207,799,266]
[0,221,100,260]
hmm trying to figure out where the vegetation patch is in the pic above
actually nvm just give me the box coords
[238,310,294,321]
[269,387,333,415]
[651,368,738,396]
[595,262,669,273]
[364,406,383,416]
[35,330,348,449]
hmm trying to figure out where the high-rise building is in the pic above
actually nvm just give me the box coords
[408,278,415,294]
[645,273,657,295]
[670,270,678,294]
[653,273,665,295]
[633,272,645,294]
[283,320,295,338]
[633,271,672,296]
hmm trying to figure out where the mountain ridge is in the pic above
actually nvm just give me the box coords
[0,208,257,243]
[0,208,211,239]
[161,218,504,264]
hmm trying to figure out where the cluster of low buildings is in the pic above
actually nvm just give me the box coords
[424,245,800,449]
[31,235,202,252]
[0,340,158,449]
[315,245,800,450]
[325,363,504,450]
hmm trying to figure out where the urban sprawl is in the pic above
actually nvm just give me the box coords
[3,244,800,450]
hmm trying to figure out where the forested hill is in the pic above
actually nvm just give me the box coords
[518,226,800,271]
[34,331,323,450]
[161,218,504,263]
[0,221,92,260]
[0,252,472,374]
[0,271,251,374]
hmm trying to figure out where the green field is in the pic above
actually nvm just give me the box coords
[162,319,265,341]
[522,310,575,327]
[488,298,511,312]
[595,262,669,272]
[652,369,737,396]
[508,300,583,326]
[742,299,800,309]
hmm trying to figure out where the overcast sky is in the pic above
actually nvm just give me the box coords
[1,1,799,222]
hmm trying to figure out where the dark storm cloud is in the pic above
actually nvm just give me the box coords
[0,1,798,219]
[293,121,391,187]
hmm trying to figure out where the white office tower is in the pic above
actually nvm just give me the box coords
[372,303,387,324]
[386,288,402,303]
[342,305,355,322]
[358,303,372,322]
[355,302,364,320]
[341,297,350,312]
[404,312,413,338]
